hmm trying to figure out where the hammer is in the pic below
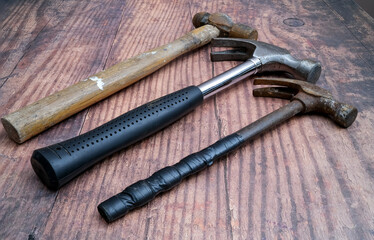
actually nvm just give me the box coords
[1,12,257,144]
[31,38,321,190]
[97,78,357,223]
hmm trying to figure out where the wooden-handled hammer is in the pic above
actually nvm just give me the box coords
[1,12,257,143]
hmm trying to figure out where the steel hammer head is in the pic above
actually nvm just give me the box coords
[193,12,258,40]
[253,77,358,128]
[210,38,322,83]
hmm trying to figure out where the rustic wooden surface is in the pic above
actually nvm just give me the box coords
[0,0,373,239]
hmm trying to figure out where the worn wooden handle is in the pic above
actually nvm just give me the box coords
[1,25,220,143]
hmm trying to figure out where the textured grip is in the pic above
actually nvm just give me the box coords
[31,86,203,190]
[98,133,244,223]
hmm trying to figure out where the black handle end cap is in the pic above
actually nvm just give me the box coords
[31,149,60,190]
[98,195,129,223]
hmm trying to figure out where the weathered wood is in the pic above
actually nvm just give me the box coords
[0,0,127,238]
[0,0,64,81]
[1,10,257,144]
[1,25,220,143]
[0,0,373,239]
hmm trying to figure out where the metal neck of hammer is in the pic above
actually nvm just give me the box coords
[197,58,262,99]
[236,100,304,141]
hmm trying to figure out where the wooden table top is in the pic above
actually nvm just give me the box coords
[0,0,373,239]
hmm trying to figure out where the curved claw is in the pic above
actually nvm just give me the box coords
[254,77,305,89]
[253,87,297,100]
[211,37,255,48]
[210,38,255,61]
[252,78,357,128]
[253,77,332,98]
[211,49,249,61]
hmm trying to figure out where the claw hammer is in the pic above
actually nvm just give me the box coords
[98,78,357,223]
[1,12,257,143]
[31,38,321,190]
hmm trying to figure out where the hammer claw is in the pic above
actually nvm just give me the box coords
[210,49,249,61]
[254,77,302,89]
[253,77,358,128]
[210,38,257,61]
[253,87,297,100]
[254,77,331,98]
[211,37,252,48]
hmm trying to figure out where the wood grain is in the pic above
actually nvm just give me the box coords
[1,24,221,143]
[0,0,373,239]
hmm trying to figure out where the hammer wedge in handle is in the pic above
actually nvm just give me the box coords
[1,25,221,144]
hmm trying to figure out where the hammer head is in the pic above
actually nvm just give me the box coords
[193,12,258,40]
[210,38,322,83]
[253,77,358,128]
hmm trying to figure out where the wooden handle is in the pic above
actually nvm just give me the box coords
[1,25,220,143]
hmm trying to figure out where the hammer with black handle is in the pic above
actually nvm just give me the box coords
[97,78,357,223]
[1,12,257,144]
[31,38,321,190]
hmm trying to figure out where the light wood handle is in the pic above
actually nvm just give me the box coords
[1,25,220,143]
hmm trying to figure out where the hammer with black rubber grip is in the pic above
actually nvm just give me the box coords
[97,78,357,223]
[31,38,321,190]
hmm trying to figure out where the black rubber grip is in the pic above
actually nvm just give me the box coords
[97,133,244,223]
[31,86,203,190]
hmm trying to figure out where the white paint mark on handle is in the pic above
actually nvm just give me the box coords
[89,76,104,90]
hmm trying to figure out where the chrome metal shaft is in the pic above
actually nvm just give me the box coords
[197,57,261,99]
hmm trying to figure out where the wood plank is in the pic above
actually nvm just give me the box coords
[213,0,374,239]
[0,0,65,84]
[0,0,127,239]
[0,0,373,239]
[323,0,374,53]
